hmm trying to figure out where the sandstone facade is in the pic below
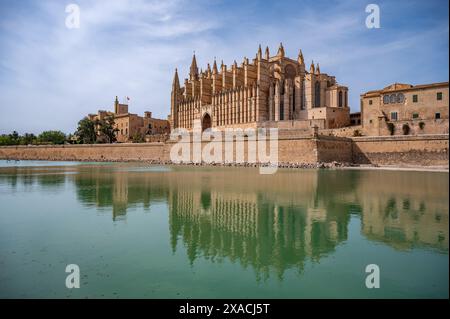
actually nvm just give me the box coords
[170,44,351,132]
[360,82,449,136]
[88,97,170,142]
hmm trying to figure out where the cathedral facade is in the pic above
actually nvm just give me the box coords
[169,43,350,132]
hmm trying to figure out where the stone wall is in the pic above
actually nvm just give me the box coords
[166,135,318,164]
[320,125,363,137]
[0,143,168,162]
[0,134,448,167]
[316,136,353,163]
[352,134,449,166]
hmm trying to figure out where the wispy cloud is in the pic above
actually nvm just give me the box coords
[0,0,448,134]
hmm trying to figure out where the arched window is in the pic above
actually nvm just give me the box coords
[301,80,305,110]
[202,113,212,131]
[292,87,296,112]
[280,99,284,120]
[344,91,348,107]
[285,64,296,79]
[314,81,321,107]
[339,91,343,107]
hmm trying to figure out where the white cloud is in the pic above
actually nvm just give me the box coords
[0,0,447,134]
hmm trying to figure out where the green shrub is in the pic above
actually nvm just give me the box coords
[38,131,66,144]
[419,121,425,130]
[387,123,395,135]
[353,129,362,137]
[402,123,410,135]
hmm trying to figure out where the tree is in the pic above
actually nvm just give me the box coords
[38,130,66,145]
[75,117,97,144]
[0,131,35,145]
[131,132,144,143]
[419,122,425,130]
[402,123,410,135]
[98,115,118,143]
[387,123,395,136]
[0,134,15,145]
[21,133,36,145]
[9,131,20,144]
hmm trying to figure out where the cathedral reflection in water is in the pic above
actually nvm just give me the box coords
[2,165,447,280]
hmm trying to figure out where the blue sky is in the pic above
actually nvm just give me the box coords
[0,0,448,134]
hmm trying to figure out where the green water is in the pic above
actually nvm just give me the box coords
[0,160,448,298]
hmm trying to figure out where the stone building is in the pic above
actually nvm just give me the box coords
[169,44,350,132]
[360,82,449,136]
[350,112,361,126]
[88,97,170,143]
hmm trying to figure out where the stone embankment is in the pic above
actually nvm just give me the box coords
[0,134,448,168]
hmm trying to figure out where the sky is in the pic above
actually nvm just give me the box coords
[0,0,448,135]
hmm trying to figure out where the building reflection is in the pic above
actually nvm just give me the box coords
[355,171,449,251]
[167,169,352,280]
[0,164,447,279]
[0,166,67,191]
[72,165,168,221]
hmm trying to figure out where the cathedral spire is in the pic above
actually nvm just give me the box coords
[172,68,180,89]
[297,49,304,65]
[316,63,320,74]
[189,53,199,80]
[257,44,262,60]
[310,60,315,74]
[277,42,285,58]
[265,46,270,60]
[220,60,227,73]
[212,58,218,74]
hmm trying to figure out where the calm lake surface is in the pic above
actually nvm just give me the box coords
[0,160,448,298]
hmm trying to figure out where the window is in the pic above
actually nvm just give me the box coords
[435,112,441,119]
[314,81,320,107]
[369,100,373,105]
[390,112,398,121]
[412,94,418,103]
[338,91,343,107]
[437,92,443,100]
[383,95,390,104]
[412,113,419,119]
[292,89,296,112]
[280,100,284,120]
[344,91,348,107]
[301,80,306,110]
[389,94,396,103]
[369,119,373,124]
[397,93,404,103]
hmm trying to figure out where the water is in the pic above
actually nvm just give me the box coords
[0,160,448,298]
